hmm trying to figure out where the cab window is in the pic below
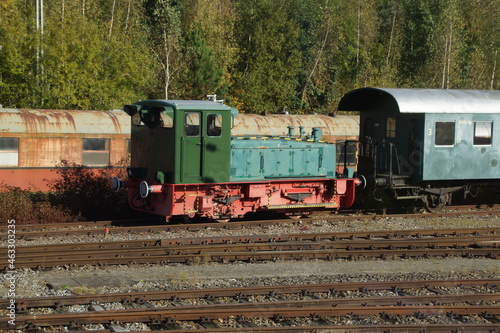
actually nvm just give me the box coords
[184,112,200,136]
[207,113,222,137]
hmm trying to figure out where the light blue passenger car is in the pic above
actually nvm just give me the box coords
[338,87,500,211]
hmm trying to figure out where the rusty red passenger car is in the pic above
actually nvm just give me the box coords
[0,108,130,191]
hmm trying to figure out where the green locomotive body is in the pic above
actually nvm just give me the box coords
[114,99,358,221]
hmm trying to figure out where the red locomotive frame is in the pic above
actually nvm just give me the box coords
[118,177,358,222]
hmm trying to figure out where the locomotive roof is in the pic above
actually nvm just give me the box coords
[338,87,500,114]
[0,108,130,134]
[134,99,233,111]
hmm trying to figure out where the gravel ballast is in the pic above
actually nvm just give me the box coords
[1,214,499,299]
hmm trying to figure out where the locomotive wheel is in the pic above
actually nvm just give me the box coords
[422,193,448,213]
[215,218,230,223]
[287,211,311,219]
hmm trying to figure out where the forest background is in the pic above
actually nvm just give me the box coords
[0,0,498,114]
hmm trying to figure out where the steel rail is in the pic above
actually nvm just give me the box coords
[2,279,498,331]
[1,208,499,240]
[3,246,499,270]
[289,227,500,239]
[2,304,499,330]
[5,226,499,254]
[10,234,499,258]
[2,279,497,310]
[12,293,500,312]
[64,324,500,333]
[7,247,496,270]
[2,233,499,270]
[0,224,500,245]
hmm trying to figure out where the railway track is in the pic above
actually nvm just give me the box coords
[2,216,498,332]
[2,227,498,270]
[1,205,499,241]
[1,279,498,332]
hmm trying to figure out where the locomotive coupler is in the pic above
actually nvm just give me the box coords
[112,177,137,192]
[356,174,387,191]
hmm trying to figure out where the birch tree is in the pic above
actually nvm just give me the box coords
[144,0,183,100]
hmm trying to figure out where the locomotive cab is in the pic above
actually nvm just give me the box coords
[124,100,233,185]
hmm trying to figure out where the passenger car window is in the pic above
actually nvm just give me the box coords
[386,117,396,138]
[184,112,200,136]
[207,113,222,137]
[83,138,110,166]
[473,121,492,145]
[0,137,19,166]
[435,122,455,146]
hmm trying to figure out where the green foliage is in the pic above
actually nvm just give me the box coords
[232,0,303,112]
[0,0,498,112]
[1,0,154,110]
[458,0,500,90]
[181,0,237,102]
[39,2,154,110]
[143,0,184,99]
[0,1,39,108]
[398,0,444,86]
[183,27,224,99]
[375,0,404,86]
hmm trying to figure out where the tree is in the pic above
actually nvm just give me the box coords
[144,0,184,99]
[1,0,498,110]
[375,0,404,87]
[397,0,446,87]
[182,0,237,101]
[430,0,465,89]
[295,0,325,111]
[304,0,381,111]
[232,0,302,113]
[182,28,224,99]
[0,0,153,109]
[458,0,499,90]
[0,0,39,108]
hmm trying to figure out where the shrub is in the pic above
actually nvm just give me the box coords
[46,160,132,220]
[0,182,80,225]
